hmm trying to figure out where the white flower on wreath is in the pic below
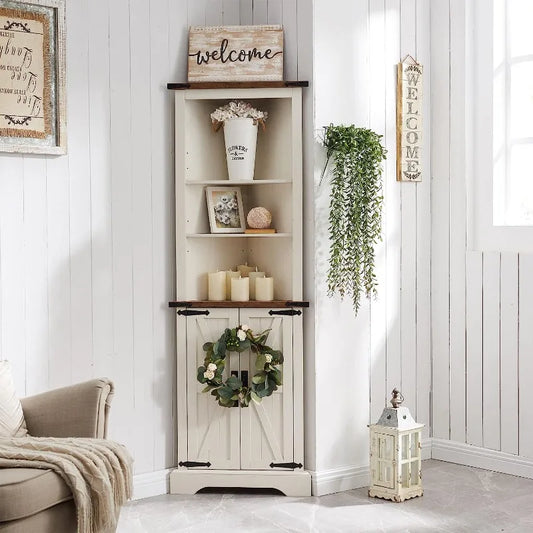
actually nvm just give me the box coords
[207,363,217,372]
[237,329,247,341]
[241,324,250,332]
[204,369,215,380]
[265,354,272,363]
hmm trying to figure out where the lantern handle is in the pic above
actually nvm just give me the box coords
[390,388,404,408]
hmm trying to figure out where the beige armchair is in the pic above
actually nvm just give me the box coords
[0,379,114,533]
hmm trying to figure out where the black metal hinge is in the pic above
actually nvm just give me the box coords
[269,309,301,316]
[270,462,303,469]
[177,309,210,316]
[179,461,211,468]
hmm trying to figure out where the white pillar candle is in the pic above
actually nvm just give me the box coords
[208,271,226,301]
[226,270,240,295]
[231,277,250,302]
[237,263,256,277]
[248,271,265,300]
[255,277,274,301]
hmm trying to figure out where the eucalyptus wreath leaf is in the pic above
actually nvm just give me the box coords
[321,124,386,314]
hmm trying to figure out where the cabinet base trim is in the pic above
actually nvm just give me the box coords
[170,469,311,497]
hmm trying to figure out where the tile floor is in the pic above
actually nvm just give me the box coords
[118,460,533,532]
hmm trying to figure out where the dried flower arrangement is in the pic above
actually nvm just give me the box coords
[210,101,268,132]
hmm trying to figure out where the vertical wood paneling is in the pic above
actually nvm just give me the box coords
[430,0,451,440]
[415,0,432,438]
[46,156,71,391]
[449,0,467,443]
[466,251,483,447]
[253,0,268,24]
[108,0,135,459]
[267,0,283,24]
[222,0,240,24]
[0,159,25,393]
[23,158,49,395]
[384,0,402,398]
[67,0,93,386]
[89,0,114,380]
[369,0,387,425]
[150,0,176,470]
[206,0,223,25]
[239,0,253,25]
[282,0,297,80]
[399,0,418,418]
[130,0,155,474]
[482,251,501,451]
[519,254,533,458]
[500,252,518,455]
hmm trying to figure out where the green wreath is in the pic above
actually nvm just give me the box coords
[197,325,283,408]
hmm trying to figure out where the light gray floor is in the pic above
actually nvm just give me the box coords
[118,460,533,532]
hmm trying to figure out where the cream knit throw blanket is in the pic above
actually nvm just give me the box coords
[0,436,132,533]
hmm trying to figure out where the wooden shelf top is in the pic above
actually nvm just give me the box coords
[167,81,309,90]
[169,300,309,309]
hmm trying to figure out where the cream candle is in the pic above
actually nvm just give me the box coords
[237,263,256,278]
[208,271,226,301]
[248,270,265,299]
[255,276,274,301]
[230,277,250,302]
[226,270,240,296]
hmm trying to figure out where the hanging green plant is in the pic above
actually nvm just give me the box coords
[320,125,387,313]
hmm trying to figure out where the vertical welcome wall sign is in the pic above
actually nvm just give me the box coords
[396,56,423,182]
[188,25,283,82]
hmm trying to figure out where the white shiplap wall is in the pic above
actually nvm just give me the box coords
[0,0,311,476]
[312,0,431,491]
[431,1,533,463]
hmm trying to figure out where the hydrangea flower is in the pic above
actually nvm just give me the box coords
[211,101,268,131]
[237,329,247,341]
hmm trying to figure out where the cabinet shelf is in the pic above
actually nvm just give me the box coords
[169,300,309,309]
[186,233,291,238]
[185,179,292,185]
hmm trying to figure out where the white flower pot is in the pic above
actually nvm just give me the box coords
[223,118,258,181]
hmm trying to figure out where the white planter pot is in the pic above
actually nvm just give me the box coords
[223,118,258,181]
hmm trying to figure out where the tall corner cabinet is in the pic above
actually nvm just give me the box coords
[168,82,311,497]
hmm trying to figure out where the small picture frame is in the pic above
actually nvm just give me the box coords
[0,0,66,154]
[206,186,245,233]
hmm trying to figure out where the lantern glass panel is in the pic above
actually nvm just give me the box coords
[379,435,393,459]
[411,432,420,457]
[401,462,410,488]
[401,434,410,460]
[410,460,420,486]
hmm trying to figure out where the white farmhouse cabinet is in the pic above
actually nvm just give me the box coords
[168,82,311,496]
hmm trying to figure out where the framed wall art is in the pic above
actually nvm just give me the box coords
[0,0,66,154]
[206,186,245,233]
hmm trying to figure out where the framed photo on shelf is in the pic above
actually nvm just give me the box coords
[206,186,245,233]
[0,0,66,154]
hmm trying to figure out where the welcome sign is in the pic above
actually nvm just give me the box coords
[188,25,283,82]
[396,59,423,182]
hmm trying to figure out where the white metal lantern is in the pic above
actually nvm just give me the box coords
[369,389,424,502]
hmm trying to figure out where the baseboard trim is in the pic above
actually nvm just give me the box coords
[132,469,171,500]
[431,438,533,479]
[310,464,369,496]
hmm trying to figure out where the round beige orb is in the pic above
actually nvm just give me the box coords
[247,207,272,229]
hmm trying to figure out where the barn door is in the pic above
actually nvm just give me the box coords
[239,309,294,470]
[186,309,240,469]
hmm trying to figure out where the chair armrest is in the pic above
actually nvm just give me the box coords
[20,378,114,438]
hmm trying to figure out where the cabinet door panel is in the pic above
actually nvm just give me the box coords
[186,309,240,469]
[239,309,294,469]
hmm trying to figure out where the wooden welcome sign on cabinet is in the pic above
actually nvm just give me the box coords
[396,57,423,182]
[188,25,283,82]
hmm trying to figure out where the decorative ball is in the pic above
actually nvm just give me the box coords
[247,207,272,229]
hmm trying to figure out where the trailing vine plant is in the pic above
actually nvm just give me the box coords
[320,125,387,313]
